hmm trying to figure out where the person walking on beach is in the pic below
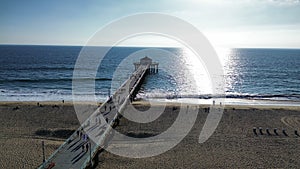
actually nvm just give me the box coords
[83,134,87,141]
[97,117,101,125]
[86,143,89,152]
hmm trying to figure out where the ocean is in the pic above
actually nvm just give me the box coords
[0,45,300,105]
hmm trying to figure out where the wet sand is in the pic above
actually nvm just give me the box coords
[0,101,299,168]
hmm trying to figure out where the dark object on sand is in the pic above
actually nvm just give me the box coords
[13,106,19,110]
[259,127,263,135]
[204,107,210,113]
[294,130,299,137]
[274,128,279,136]
[266,128,271,135]
[112,118,120,128]
[282,129,288,136]
[253,127,257,135]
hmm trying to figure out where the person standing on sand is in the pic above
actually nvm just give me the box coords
[99,117,102,125]
[86,143,89,152]
[83,134,87,141]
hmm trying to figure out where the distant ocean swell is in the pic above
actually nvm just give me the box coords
[0,78,112,83]
[2,66,74,71]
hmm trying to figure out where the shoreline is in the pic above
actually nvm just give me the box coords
[0,100,99,106]
[1,99,299,109]
[147,97,300,105]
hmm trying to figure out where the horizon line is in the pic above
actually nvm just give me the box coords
[1,43,300,50]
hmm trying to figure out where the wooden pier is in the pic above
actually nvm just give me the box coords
[39,57,158,169]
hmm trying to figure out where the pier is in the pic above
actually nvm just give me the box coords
[39,57,158,169]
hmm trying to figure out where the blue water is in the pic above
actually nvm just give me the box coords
[0,45,300,102]
[224,48,300,101]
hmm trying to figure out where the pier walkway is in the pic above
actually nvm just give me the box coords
[39,57,158,169]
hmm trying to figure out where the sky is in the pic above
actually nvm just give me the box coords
[1,0,300,48]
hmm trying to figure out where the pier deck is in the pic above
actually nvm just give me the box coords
[39,58,157,169]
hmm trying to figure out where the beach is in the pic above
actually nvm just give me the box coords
[0,101,80,168]
[0,101,299,169]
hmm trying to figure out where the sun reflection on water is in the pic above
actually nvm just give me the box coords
[179,47,213,95]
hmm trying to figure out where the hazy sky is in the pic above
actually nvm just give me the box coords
[1,0,300,48]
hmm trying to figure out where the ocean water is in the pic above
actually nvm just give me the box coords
[0,45,300,103]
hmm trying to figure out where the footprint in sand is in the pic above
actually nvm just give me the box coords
[281,115,300,129]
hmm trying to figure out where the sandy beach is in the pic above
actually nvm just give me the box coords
[0,101,299,169]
